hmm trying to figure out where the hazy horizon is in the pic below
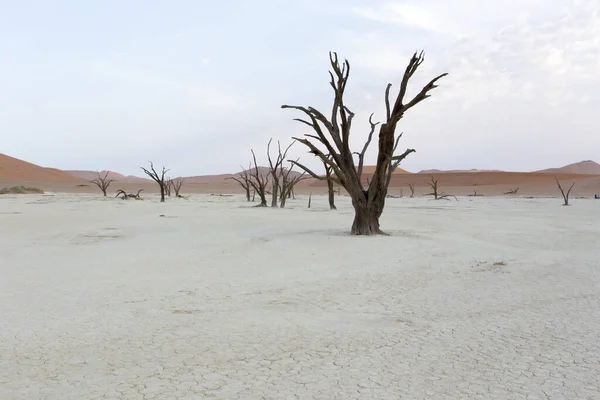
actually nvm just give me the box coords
[2,0,599,177]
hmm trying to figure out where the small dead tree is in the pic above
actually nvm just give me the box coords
[140,162,169,202]
[426,177,457,201]
[504,187,520,195]
[172,178,185,198]
[267,139,294,208]
[279,161,307,208]
[555,178,574,206]
[323,159,337,210]
[409,184,415,198]
[282,51,446,235]
[115,189,143,200]
[248,149,269,207]
[165,177,173,197]
[307,193,312,208]
[90,171,114,197]
[228,164,252,201]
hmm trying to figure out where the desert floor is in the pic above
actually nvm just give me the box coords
[1,193,599,399]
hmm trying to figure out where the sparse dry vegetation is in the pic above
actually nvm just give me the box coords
[0,186,44,195]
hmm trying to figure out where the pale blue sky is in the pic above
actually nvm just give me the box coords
[1,0,598,176]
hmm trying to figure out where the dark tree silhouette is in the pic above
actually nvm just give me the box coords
[555,178,575,206]
[115,189,143,200]
[165,177,173,197]
[426,177,457,201]
[228,164,252,202]
[267,139,294,208]
[282,51,446,235]
[172,178,185,198]
[323,160,337,210]
[279,161,306,208]
[140,162,169,202]
[248,150,269,207]
[90,171,114,197]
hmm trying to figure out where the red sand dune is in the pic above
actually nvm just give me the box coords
[360,165,411,174]
[65,170,151,183]
[1,153,599,196]
[0,153,80,182]
[419,169,503,174]
[534,160,600,175]
[185,166,304,184]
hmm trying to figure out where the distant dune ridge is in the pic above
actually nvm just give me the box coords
[418,169,504,174]
[0,153,80,181]
[534,160,600,175]
[185,166,305,184]
[1,153,599,196]
[65,170,151,183]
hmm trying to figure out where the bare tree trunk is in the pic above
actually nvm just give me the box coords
[426,176,456,201]
[351,201,383,235]
[279,159,306,208]
[282,51,446,235]
[164,178,172,197]
[249,149,269,207]
[308,193,312,208]
[327,179,336,210]
[141,162,169,203]
[409,184,415,198]
[172,178,185,198]
[228,163,252,201]
[323,161,336,210]
[91,171,114,197]
[271,181,279,207]
[555,178,574,206]
[267,139,294,208]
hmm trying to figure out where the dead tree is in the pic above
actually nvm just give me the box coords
[267,139,294,208]
[308,193,312,208]
[279,161,307,208]
[409,184,415,198]
[504,187,519,195]
[468,189,483,197]
[172,178,185,198]
[248,149,269,207]
[323,160,337,210]
[555,178,574,206]
[228,164,252,201]
[282,51,446,235]
[165,177,173,197]
[140,162,169,202]
[90,171,114,197]
[426,177,457,201]
[115,189,143,200]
